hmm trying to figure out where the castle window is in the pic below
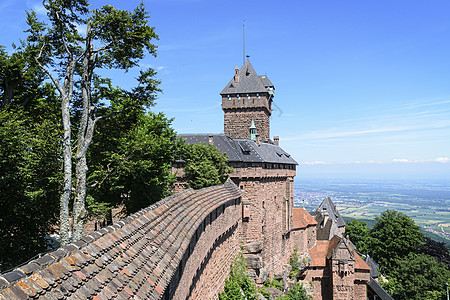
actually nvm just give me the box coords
[227,95,231,100]
[257,93,260,98]
[237,94,240,99]
[247,94,250,99]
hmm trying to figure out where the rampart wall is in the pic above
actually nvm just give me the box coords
[0,181,242,300]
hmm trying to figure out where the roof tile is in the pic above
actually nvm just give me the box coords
[1,181,241,299]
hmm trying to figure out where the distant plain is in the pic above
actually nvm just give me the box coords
[294,178,450,246]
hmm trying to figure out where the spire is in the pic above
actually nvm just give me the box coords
[249,117,257,141]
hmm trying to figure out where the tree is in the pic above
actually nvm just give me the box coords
[0,105,61,271]
[345,219,370,254]
[366,210,424,272]
[417,237,450,267]
[278,283,311,300]
[183,143,233,190]
[26,0,160,244]
[88,112,183,215]
[382,252,450,300]
[219,252,257,300]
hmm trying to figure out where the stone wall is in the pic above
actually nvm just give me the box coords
[222,93,271,141]
[237,175,294,277]
[169,197,241,299]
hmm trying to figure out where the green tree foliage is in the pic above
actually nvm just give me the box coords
[219,252,257,300]
[183,143,233,189]
[289,246,301,279]
[366,210,424,271]
[277,282,311,300]
[0,0,181,269]
[88,112,183,215]
[345,219,370,254]
[417,237,450,267]
[348,210,448,299]
[0,106,61,271]
[24,0,161,243]
[382,252,450,300]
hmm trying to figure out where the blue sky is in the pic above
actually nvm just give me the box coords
[1,0,450,180]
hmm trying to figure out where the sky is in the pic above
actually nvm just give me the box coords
[1,0,450,180]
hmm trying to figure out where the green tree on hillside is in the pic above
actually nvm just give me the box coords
[382,252,450,300]
[345,219,370,254]
[366,210,424,271]
[183,143,233,190]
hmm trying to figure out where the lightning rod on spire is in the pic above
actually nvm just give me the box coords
[243,22,245,66]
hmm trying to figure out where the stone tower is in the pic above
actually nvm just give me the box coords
[220,60,274,142]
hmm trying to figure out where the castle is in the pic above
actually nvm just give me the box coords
[174,60,391,299]
[0,61,392,300]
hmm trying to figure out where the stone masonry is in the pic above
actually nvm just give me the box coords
[220,60,273,142]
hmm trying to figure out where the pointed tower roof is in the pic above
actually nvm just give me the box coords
[220,60,274,95]
[249,117,256,129]
[313,197,346,228]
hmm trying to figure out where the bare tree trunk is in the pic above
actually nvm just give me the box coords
[72,24,94,241]
[59,93,72,246]
[36,53,78,247]
[73,155,87,241]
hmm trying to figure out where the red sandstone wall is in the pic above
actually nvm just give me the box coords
[239,175,294,275]
[171,198,241,299]
[222,94,271,141]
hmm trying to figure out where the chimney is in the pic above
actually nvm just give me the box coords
[322,211,329,228]
[256,134,260,146]
[274,136,279,146]
[234,66,239,83]
[208,134,213,145]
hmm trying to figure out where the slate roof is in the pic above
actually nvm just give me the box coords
[179,134,297,165]
[292,207,317,230]
[0,181,241,299]
[364,255,380,278]
[220,60,274,95]
[315,217,344,241]
[368,277,394,300]
[313,197,346,228]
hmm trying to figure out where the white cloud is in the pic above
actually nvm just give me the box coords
[390,157,450,164]
[302,161,329,165]
[434,157,450,163]
[392,158,411,163]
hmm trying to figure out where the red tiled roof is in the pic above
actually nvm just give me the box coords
[309,236,370,271]
[0,181,241,299]
[292,207,317,229]
[308,241,329,267]
[354,251,371,271]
